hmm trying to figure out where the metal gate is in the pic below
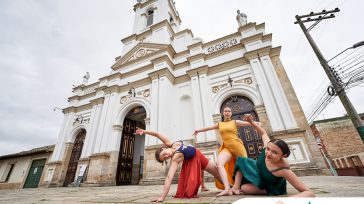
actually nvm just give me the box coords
[63,129,86,187]
[116,118,136,185]
[221,95,263,160]
[23,159,47,188]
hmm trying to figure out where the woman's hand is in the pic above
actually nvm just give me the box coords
[243,114,254,123]
[135,127,144,135]
[151,196,164,202]
[192,130,198,137]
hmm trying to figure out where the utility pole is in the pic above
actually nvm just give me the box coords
[295,8,364,143]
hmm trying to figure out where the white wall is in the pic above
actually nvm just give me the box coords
[0,153,50,186]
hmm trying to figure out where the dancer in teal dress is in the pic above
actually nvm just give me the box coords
[231,115,315,197]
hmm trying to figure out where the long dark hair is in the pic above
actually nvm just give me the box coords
[155,147,168,165]
[269,139,291,158]
[221,106,232,121]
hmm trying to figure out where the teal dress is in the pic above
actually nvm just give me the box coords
[233,148,287,196]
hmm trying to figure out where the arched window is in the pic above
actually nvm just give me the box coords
[146,9,154,27]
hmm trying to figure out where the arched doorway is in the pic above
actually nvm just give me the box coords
[63,129,86,187]
[116,106,146,185]
[221,96,263,160]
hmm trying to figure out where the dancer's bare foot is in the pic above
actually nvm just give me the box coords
[231,188,241,195]
[201,186,209,192]
[216,189,233,197]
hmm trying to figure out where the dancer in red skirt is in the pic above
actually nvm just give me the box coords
[135,128,222,202]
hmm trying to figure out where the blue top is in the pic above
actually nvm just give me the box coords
[175,141,196,160]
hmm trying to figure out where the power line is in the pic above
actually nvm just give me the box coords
[295,7,364,141]
[332,47,364,68]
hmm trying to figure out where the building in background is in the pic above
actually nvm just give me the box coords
[311,114,364,176]
[41,0,328,187]
[0,145,54,189]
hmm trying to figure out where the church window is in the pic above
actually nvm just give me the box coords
[146,9,154,27]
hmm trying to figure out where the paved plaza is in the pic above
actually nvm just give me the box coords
[0,176,363,204]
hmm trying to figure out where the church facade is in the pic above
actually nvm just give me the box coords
[41,0,328,187]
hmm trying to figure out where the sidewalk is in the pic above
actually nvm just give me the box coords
[0,176,363,203]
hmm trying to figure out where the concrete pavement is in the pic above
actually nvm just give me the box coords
[0,176,363,203]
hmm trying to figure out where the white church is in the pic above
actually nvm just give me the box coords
[41,0,328,187]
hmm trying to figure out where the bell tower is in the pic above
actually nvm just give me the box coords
[132,0,181,34]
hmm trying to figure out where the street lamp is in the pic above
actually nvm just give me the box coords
[327,41,364,62]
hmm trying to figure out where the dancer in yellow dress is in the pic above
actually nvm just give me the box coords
[193,106,253,196]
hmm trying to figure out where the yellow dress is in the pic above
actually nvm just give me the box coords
[215,120,247,189]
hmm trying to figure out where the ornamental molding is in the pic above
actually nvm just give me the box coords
[120,88,150,104]
[211,77,253,94]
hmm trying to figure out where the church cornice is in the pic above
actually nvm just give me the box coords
[256,23,265,31]
[186,65,209,77]
[208,58,249,75]
[238,22,265,33]
[186,53,205,63]
[68,91,97,102]
[121,34,137,44]
[63,103,92,114]
[172,29,194,40]
[187,41,203,50]
[174,60,189,70]
[151,55,174,70]
[148,68,175,83]
[240,33,272,47]
[173,50,189,59]
[104,85,120,93]
[174,75,190,84]
[99,72,122,82]
[90,97,105,106]
[270,46,281,57]
[244,46,279,60]
[64,78,152,113]
[136,0,158,10]
[123,64,154,78]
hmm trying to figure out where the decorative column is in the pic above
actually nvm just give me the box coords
[42,108,75,187]
[259,54,297,129]
[196,66,215,142]
[51,109,76,162]
[93,89,113,153]
[148,68,175,144]
[187,70,205,143]
[101,86,120,152]
[81,97,104,158]
[246,49,286,131]
[148,74,160,146]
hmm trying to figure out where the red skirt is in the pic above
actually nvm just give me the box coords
[174,148,209,198]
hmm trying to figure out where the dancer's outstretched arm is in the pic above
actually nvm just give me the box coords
[244,114,270,147]
[135,128,172,147]
[235,119,253,127]
[153,157,182,202]
[276,169,315,197]
[193,124,218,137]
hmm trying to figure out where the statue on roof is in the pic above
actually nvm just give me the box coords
[236,10,247,27]
[83,72,90,85]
